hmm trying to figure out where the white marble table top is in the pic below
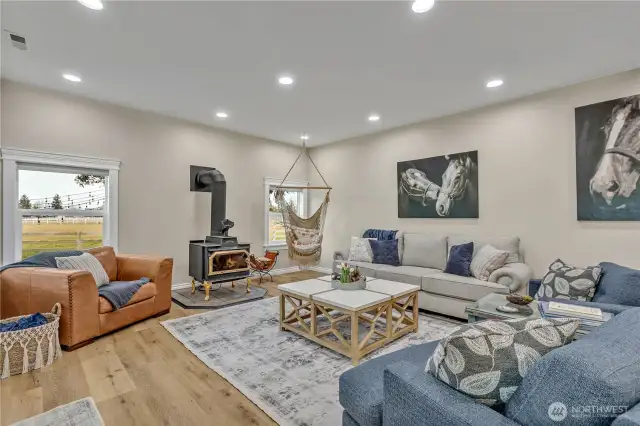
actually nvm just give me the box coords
[277,279,334,298]
[312,289,391,311]
[365,279,419,298]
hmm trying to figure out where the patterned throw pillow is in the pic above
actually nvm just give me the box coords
[55,252,110,287]
[291,226,320,245]
[535,259,602,301]
[426,317,579,408]
[470,244,509,281]
[348,237,374,263]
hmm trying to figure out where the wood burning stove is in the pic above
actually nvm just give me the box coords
[188,166,251,300]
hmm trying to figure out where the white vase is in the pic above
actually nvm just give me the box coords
[331,277,366,290]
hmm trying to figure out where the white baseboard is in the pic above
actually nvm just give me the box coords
[171,266,329,290]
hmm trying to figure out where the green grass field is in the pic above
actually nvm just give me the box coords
[269,214,286,242]
[22,222,103,259]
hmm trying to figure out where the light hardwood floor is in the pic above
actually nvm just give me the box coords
[1,270,325,426]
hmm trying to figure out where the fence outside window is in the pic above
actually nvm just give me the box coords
[20,213,103,259]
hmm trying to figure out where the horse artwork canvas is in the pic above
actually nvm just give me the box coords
[397,150,479,218]
[576,95,640,221]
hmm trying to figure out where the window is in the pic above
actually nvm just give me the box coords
[1,148,120,265]
[264,178,308,248]
[18,168,107,259]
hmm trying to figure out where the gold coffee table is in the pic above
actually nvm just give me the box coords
[278,278,419,365]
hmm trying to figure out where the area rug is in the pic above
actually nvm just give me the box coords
[161,297,460,426]
[171,279,267,309]
[11,397,104,426]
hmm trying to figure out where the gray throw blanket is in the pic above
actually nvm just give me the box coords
[0,250,148,310]
[98,278,150,310]
[0,250,83,272]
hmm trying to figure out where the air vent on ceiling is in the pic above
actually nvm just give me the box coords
[6,31,27,51]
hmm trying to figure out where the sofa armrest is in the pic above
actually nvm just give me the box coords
[116,254,173,313]
[383,361,519,426]
[488,262,533,294]
[334,249,349,261]
[613,404,640,426]
[0,267,100,347]
[541,297,632,316]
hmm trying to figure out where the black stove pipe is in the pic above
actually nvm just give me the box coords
[195,169,226,236]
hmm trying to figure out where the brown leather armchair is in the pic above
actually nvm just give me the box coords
[0,247,173,350]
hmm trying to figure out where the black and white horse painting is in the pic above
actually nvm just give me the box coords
[397,150,479,218]
[576,95,640,220]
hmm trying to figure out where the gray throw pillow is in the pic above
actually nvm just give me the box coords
[535,259,602,302]
[426,317,579,408]
[402,233,447,270]
[56,252,110,287]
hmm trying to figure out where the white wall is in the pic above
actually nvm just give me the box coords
[0,80,308,283]
[310,69,640,276]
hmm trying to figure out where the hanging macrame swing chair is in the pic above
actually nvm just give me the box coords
[274,142,331,266]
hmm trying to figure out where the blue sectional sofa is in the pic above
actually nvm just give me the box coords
[340,305,640,426]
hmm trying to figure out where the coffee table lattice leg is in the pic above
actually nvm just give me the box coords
[389,293,419,336]
[281,294,312,334]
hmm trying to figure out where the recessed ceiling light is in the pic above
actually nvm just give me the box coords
[300,134,309,141]
[215,111,228,119]
[486,79,504,88]
[368,114,380,122]
[62,73,82,83]
[278,75,294,85]
[412,0,435,14]
[77,0,104,10]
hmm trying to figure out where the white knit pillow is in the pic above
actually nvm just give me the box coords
[470,244,509,281]
[348,237,374,263]
[56,252,110,287]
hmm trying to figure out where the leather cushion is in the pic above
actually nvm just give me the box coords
[99,281,157,313]
[88,246,118,282]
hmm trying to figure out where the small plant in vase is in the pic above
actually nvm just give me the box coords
[331,263,366,290]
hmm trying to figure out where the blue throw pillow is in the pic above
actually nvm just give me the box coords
[593,262,640,306]
[369,239,400,266]
[444,242,474,277]
[362,229,398,241]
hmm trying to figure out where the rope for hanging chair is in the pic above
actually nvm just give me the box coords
[275,143,331,265]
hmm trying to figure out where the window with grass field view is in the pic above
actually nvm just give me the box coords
[18,169,107,259]
[266,186,306,247]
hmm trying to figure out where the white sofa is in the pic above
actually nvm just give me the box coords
[333,232,532,319]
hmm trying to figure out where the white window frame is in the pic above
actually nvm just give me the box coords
[264,177,308,249]
[1,148,120,265]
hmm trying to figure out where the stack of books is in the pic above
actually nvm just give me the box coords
[538,301,613,339]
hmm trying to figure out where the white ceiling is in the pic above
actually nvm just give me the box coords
[2,1,640,147]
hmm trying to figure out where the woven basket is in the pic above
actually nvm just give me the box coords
[0,303,62,379]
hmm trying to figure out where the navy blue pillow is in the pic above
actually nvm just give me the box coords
[369,239,400,266]
[593,262,640,306]
[444,242,474,277]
